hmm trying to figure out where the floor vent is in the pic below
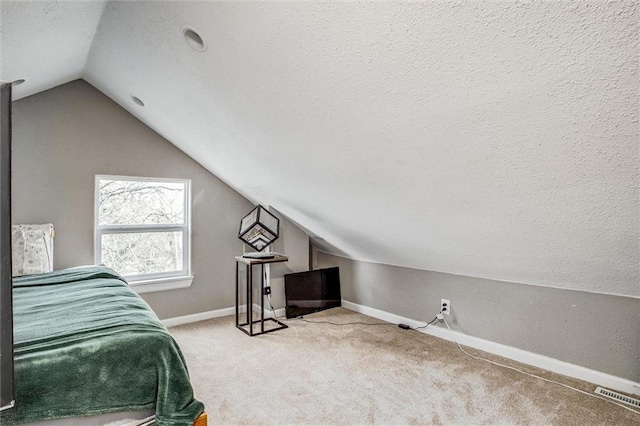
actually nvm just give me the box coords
[594,387,640,408]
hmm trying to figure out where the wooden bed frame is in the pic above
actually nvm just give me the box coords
[193,412,208,426]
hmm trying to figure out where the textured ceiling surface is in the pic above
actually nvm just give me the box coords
[0,0,106,98]
[2,1,638,297]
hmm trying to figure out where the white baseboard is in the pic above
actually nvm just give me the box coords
[265,307,287,318]
[162,306,236,327]
[341,300,640,397]
[162,304,288,327]
[252,302,286,319]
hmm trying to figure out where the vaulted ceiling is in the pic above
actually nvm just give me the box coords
[2,1,638,296]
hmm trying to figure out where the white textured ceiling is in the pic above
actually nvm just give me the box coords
[2,1,638,297]
[0,0,106,98]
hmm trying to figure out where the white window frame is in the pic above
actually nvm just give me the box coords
[94,175,193,293]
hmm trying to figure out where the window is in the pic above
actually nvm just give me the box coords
[95,175,192,292]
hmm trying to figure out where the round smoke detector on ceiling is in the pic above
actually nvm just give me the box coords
[182,25,207,52]
[12,79,26,86]
[131,95,145,107]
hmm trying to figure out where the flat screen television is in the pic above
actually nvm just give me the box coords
[284,267,341,319]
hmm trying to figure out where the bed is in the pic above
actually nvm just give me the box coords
[1,85,205,425]
[0,265,205,426]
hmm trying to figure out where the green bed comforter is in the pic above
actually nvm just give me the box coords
[0,266,204,425]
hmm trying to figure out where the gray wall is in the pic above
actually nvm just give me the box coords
[11,79,253,319]
[316,251,640,383]
[268,208,310,309]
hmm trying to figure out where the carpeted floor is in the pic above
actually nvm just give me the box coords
[169,308,639,425]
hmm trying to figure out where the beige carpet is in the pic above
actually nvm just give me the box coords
[169,308,638,425]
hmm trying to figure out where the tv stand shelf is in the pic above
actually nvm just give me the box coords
[235,254,289,336]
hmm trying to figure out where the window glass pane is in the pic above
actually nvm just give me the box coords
[101,232,183,276]
[99,179,185,226]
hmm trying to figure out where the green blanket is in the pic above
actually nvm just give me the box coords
[1,266,204,425]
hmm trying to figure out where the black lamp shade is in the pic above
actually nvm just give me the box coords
[238,205,279,251]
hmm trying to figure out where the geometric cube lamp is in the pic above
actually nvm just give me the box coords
[238,205,280,252]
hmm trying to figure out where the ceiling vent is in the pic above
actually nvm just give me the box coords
[182,25,206,52]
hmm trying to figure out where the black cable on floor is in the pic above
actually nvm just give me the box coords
[412,316,439,330]
[268,297,440,331]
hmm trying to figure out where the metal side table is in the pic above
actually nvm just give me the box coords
[235,254,289,336]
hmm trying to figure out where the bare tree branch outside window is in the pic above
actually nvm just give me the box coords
[97,178,187,277]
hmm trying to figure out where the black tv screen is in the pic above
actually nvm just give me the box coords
[284,267,341,319]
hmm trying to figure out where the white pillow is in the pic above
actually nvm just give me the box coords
[11,224,54,277]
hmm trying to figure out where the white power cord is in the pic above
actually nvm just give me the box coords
[440,315,640,416]
[266,294,279,320]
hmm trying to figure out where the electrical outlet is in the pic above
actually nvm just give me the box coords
[441,298,451,315]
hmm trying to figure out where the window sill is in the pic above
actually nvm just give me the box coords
[129,275,194,294]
